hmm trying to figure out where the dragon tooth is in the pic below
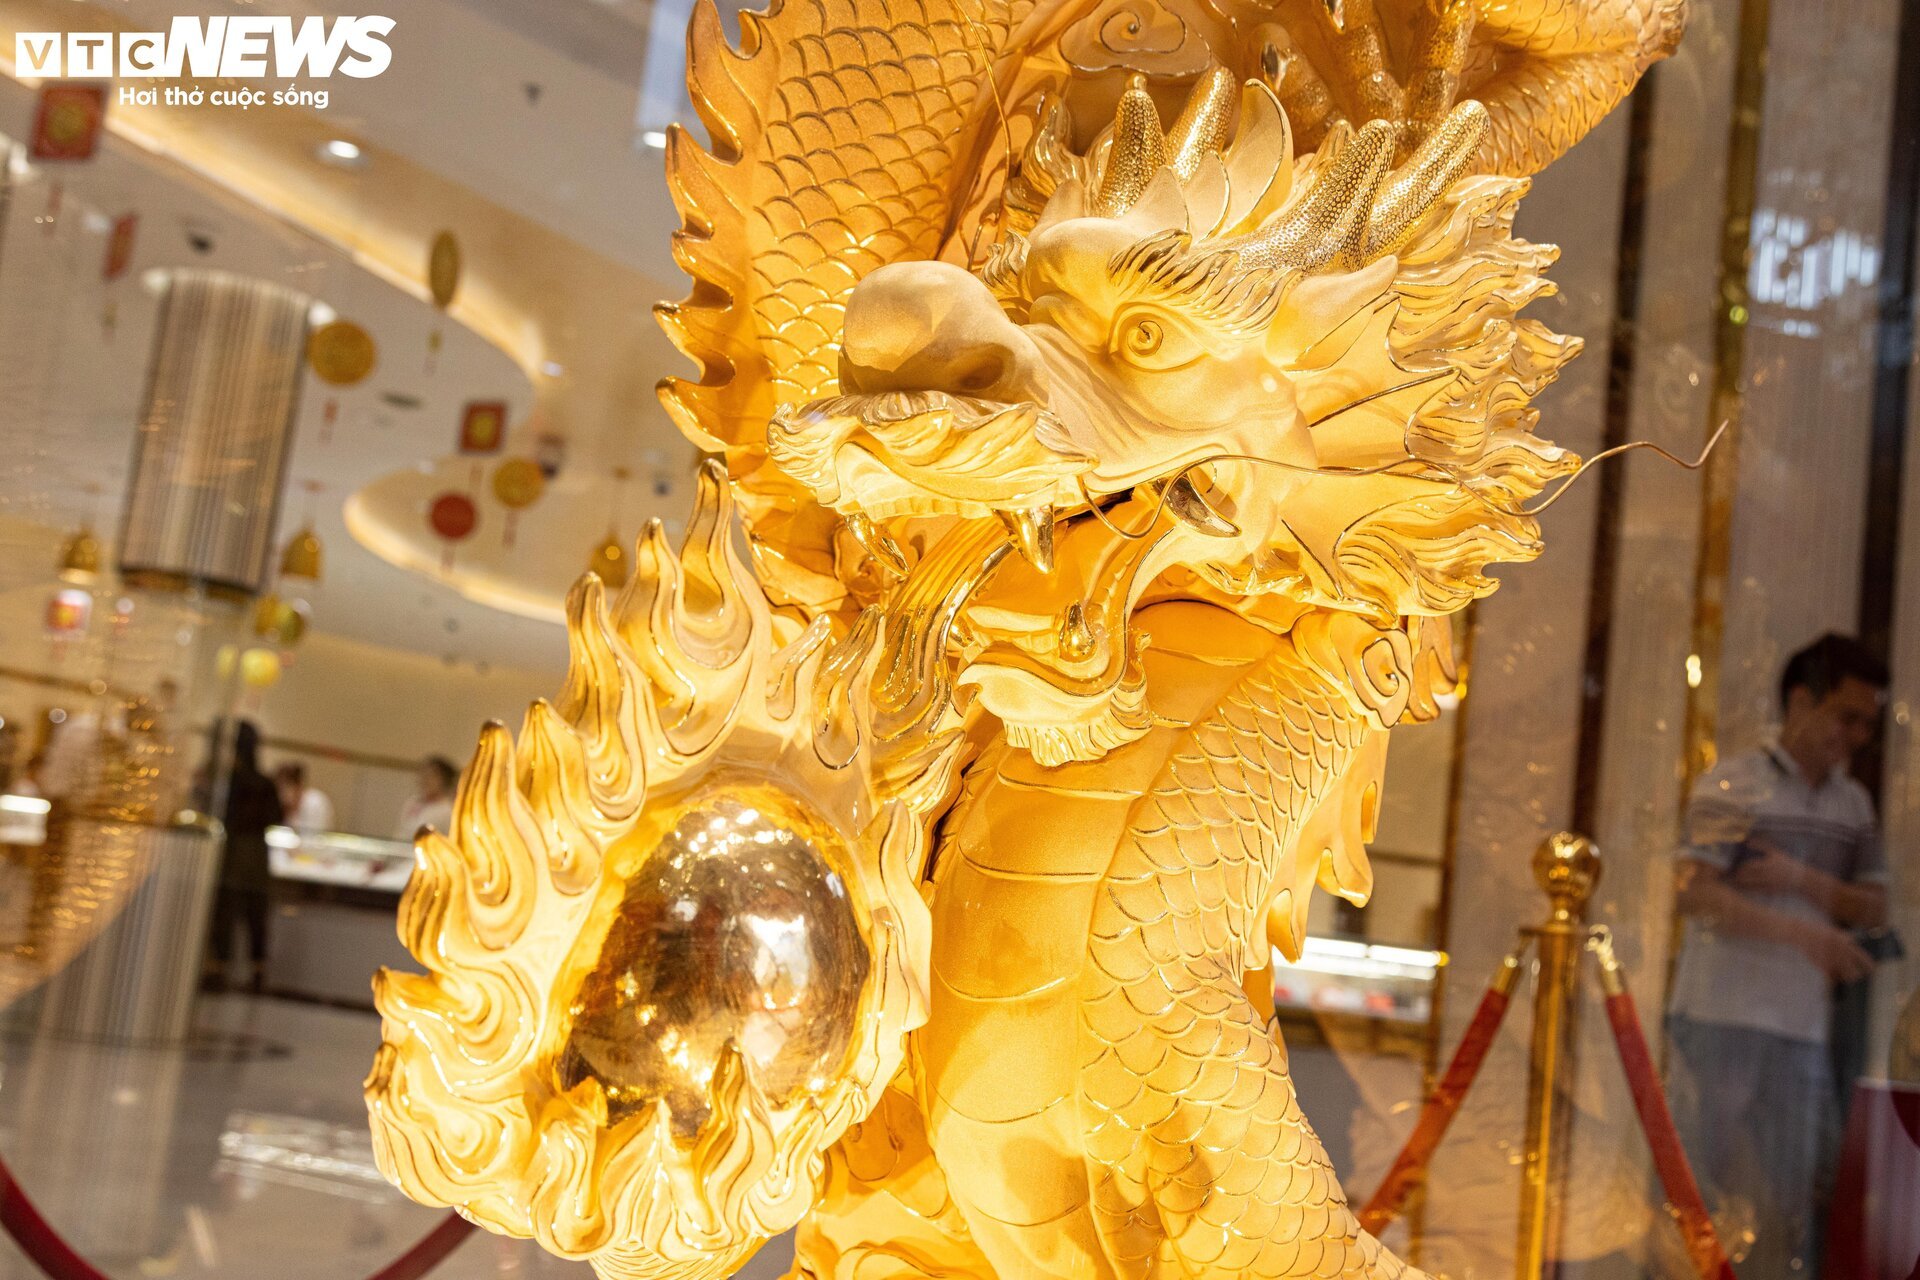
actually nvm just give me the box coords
[1160,473,1240,537]
[996,507,1056,572]
[844,513,909,579]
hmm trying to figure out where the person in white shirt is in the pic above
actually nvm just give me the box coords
[1667,633,1890,1278]
[393,756,457,841]
[274,762,336,833]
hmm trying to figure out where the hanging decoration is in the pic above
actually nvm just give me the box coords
[587,532,628,589]
[533,430,567,479]
[100,212,138,334]
[588,466,632,587]
[44,588,90,635]
[427,230,461,374]
[309,319,377,383]
[252,594,310,648]
[102,213,137,280]
[279,479,325,580]
[280,527,323,581]
[428,491,478,571]
[458,400,507,455]
[490,457,544,548]
[56,526,102,583]
[29,83,106,161]
[308,319,377,443]
[240,647,282,690]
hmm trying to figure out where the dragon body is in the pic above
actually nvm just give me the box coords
[920,604,1408,1279]
[366,2,1682,1277]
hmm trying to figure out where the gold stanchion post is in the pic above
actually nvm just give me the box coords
[1516,832,1601,1279]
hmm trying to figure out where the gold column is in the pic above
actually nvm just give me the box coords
[1681,0,1772,783]
[1515,833,1601,1279]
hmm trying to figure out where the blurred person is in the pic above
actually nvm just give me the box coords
[392,755,456,841]
[1666,633,1891,1277]
[273,761,335,833]
[203,721,284,993]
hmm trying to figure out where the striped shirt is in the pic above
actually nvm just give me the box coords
[1667,741,1885,1044]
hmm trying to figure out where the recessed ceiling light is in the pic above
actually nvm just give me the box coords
[639,129,668,150]
[541,360,565,377]
[318,139,366,167]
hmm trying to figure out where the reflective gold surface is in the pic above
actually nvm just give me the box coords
[369,3,1680,1277]
[556,789,868,1137]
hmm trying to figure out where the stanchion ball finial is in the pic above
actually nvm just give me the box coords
[1533,831,1601,921]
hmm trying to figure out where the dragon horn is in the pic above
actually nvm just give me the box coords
[1166,65,1236,180]
[1228,117,1395,273]
[1365,99,1489,258]
[1092,75,1169,218]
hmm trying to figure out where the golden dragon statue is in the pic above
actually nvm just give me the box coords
[365,1,1683,1276]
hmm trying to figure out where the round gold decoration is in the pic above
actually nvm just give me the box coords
[308,320,377,386]
[491,457,546,510]
[252,593,310,648]
[241,646,282,689]
[428,231,461,310]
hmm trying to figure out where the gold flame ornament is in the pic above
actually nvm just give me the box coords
[369,467,953,1278]
[368,2,1682,1277]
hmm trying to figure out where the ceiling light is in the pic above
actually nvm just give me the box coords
[639,129,668,150]
[317,139,366,167]
[541,360,565,377]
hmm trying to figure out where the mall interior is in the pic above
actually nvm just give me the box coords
[0,0,1914,1278]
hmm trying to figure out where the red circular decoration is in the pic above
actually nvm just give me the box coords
[428,492,478,541]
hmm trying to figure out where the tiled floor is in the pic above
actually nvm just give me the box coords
[0,995,795,1279]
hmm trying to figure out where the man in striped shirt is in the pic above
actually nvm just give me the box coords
[1666,633,1890,1277]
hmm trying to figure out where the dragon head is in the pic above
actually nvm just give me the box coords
[773,70,1577,630]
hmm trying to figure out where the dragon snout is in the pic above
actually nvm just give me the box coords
[839,260,1045,404]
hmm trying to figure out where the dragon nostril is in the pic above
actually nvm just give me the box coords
[957,355,1006,395]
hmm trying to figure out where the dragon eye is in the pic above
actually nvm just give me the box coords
[1110,310,1204,371]
[1123,318,1163,358]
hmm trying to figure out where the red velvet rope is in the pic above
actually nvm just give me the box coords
[0,1150,474,1280]
[1358,974,1516,1234]
[1599,983,1738,1280]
